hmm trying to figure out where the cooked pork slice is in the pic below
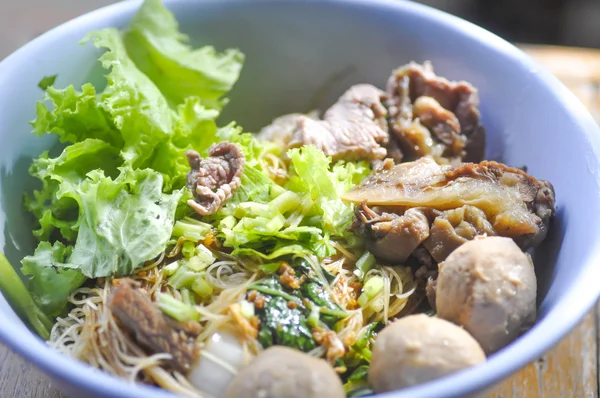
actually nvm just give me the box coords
[109,279,201,373]
[186,141,245,216]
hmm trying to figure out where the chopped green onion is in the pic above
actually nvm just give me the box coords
[171,217,212,241]
[233,202,270,218]
[192,275,213,298]
[182,241,196,259]
[187,244,215,271]
[268,190,302,214]
[265,214,285,231]
[219,215,237,230]
[240,300,255,318]
[308,305,320,327]
[157,293,199,322]
[354,251,376,280]
[168,265,197,289]
[370,297,384,313]
[363,276,384,299]
[161,261,180,277]
[180,288,196,306]
[357,292,369,308]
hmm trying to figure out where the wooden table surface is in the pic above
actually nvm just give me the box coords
[1,44,600,398]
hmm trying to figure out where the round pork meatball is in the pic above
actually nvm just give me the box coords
[436,236,537,354]
[369,314,485,392]
[223,346,345,398]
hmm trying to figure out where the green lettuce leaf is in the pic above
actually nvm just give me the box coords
[123,0,244,109]
[38,75,58,91]
[68,167,183,277]
[32,83,122,147]
[286,146,371,236]
[21,241,87,318]
[25,139,121,242]
[148,97,220,191]
[86,28,179,171]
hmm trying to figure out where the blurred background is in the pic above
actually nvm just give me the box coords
[1,0,600,60]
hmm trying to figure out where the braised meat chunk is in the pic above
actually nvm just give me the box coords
[385,62,486,164]
[353,204,430,263]
[343,156,556,262]
[186,141,245,216]
[423,205,496,263]
[109,279,201,373]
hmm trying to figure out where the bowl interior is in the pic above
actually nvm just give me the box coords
[1,1,600,397]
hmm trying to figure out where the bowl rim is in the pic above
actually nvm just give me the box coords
[1,0,600,397]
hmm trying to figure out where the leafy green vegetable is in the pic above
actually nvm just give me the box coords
[12,0,244,330]
[32,84,123,147]
[0,253,53,339]
[26,139,121,242]
[68,168,182,278]
[20,242,87,320]
[86,28,178,172]
[286,146,370,236]
[257,295,317,352]
[38,75,58,91]
[341,322,380,393]
[123,0,244,110]
[249,257,347,352]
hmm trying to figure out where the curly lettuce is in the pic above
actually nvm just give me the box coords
[286,146,371,236]
[0,0,244,335]
[123,0,244,110]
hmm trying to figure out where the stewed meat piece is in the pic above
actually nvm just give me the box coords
[109,279,202,373]
[287,84,390,161]
[186,141,245,216]
[385,61,486,163]
[343,156,556,262]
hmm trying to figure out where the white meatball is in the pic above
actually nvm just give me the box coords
[223,346,345,398]
[368,314,486,392]
[436,236,537,354]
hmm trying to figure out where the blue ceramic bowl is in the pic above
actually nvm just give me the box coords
[1,1,600,397]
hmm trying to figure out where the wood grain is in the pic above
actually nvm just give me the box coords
[488,310,598,398]
[1,44,600,398]
[0,344,65,398]
[487,44,600,398]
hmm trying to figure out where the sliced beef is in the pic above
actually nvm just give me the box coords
[109,279,201,373]
[353,203,430,263]
[344,156,556,262]
[186,141,245,216]
[281,84,390,162]
[385,62,486,164]
[257,111,319,149]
